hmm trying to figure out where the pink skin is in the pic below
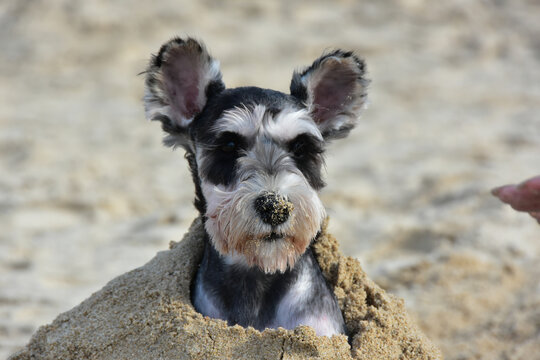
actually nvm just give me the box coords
[492,176,540,224]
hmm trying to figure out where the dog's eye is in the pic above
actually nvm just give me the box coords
[215,132,246,155]
[290,139,306,158]
[288,134,324,161]
[221,141,236,153]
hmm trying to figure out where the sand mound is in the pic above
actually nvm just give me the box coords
[9,218,441,360]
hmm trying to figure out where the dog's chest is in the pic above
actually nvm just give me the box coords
[269,264,344,337]
[192,248,345,337]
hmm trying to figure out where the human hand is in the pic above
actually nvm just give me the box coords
[492,176,540,223]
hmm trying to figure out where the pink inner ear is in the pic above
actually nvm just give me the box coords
[311,64,357,124]
[162,49,202,121]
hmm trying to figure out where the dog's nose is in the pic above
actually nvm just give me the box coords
[254,192,294,226]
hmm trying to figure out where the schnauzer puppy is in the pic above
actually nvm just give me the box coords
[144,38,368,337]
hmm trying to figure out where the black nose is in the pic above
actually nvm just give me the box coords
[254,192,293,226]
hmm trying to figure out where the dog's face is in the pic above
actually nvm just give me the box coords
[144,38,368,273]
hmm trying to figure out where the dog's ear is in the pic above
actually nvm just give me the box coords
[290,50,368,140]
[144,38,225,149]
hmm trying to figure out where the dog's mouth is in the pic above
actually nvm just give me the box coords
[262,232,284,242]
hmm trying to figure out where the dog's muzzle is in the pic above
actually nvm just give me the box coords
[254,192,294,227]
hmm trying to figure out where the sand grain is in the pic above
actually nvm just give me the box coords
[9,218,441,360]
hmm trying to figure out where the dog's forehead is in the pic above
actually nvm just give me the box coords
[216,105,322,142]
[194,87,322,142]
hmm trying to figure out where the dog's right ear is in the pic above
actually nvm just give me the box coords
[144,38,225,149]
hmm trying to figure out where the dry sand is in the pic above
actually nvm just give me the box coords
[1,1,540,359]
[9,218,441,359]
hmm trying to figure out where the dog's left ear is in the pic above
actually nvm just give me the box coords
[144,38,225,149]
[290,50,368,140]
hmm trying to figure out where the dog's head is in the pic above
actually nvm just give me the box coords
[144,38,368,273]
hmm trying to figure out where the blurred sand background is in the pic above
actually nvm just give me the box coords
[1,0,539,359]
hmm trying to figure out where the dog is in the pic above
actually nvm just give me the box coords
[143,37,368,337]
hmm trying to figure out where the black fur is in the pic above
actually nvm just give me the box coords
[191,87,301,186]
[290,49,366,103]
[290,49,368,140]
[194,234,346,334]
[192,86,299,139]
[287,134,326,190]
[185,151,206,214]
[143,38,369,337]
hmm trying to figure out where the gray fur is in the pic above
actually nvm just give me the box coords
[144,37,369,337]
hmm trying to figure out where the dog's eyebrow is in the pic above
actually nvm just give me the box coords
[264,108,323,143]
[287,132,324,148]
[211,104,266,138]
[211,105,323,145]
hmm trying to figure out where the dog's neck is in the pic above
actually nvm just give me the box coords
[192,229,346,336]
[196,232,305,324]
[185,151,207,214]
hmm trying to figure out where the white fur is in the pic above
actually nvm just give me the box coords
[272,263,342,336]
[265,108,323,142]
[200,154,325,273]
[199,104,328,273]
[300,55,366,136]
[212,104,266,138]
[143,87,179,125]
[201,169,325,273]
[212,105,322,142]
[193,281,224,320]
[144,43,223,131]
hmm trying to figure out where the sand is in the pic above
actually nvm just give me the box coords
[9,218,441,359]
[2,1,540,359]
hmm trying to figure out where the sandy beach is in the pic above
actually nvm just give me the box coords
[1,1,539,359]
